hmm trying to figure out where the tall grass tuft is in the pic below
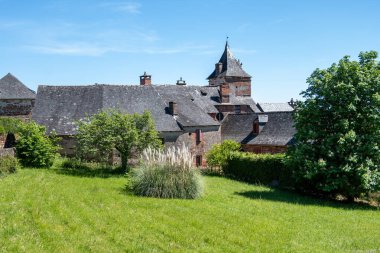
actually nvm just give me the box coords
[0,156,19,177]
[130,144,204,199]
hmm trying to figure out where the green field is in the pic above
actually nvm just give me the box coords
[0,166,379,252]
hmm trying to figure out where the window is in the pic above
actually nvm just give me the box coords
[253,122,260,134]
[195,129,203,144]
[196,155,202,167]
[235,105,241,114]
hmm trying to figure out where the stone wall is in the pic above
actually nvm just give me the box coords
[0,99,34,116]
[165,129,221,166]
[58,135,77,156]
[0,148,15,157]
[242,144,287,154]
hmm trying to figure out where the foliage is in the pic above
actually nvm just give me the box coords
[77,110,162,171]
[1,169,379,252]
[0,156,19,176]
[0,117,22,135]
[288,51,380,199]
[59,157,124,178]
[206,140,241,168]
[224,151,291,187]
[130,145,203,199]
[15,121,60,168]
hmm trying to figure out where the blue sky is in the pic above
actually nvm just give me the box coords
[0,0,379,102]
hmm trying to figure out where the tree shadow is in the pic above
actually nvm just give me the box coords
[55,166,126,178]
[235,189,379,211]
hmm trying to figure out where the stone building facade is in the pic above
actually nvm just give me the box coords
[0,73,36,151]
[30,42,295,164]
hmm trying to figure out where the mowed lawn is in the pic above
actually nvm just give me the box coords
[0,167,379,253]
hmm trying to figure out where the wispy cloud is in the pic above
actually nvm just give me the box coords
[29,42,213,56]
[100,2,142,14]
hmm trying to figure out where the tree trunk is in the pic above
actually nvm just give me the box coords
[120,152,129,172]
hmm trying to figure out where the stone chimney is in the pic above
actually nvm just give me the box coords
[215,62,223,75]
[176,77,186,85]
[169,101,178,115]
[140,72,151,86]
[220,83,230,103]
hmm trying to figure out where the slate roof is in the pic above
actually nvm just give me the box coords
[207,42,251,79]
[0,73,36,99]
[221,113,257,143]
[257,103,294,112]
[33,85,182,135]
[248,112,295,146]
[153,85,219,128]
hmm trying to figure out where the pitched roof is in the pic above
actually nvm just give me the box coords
[221,113,257,143]
[153,85,219,128]
[248,112,295,146]
[0,73,36,99]
[33,84,228,135]
[257,103,294,112]
[207,42,251,79]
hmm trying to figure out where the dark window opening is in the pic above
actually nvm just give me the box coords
[235,105,241,114]
[253,122,260,134]
[216,113,224,121]
[4,133,16,148]
[195,129,202,144]
[196,155,202,167]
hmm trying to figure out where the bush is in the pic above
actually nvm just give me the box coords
[0,156,19,176]
[206,140,241,168]
[224,152,292,187]
[130,145,204,199]
[16,122,60,168]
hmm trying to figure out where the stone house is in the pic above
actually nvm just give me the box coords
[29,42,296,164]
[0,73,36,149]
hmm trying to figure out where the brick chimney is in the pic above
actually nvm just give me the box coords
[140,72,151,86]
[169,101,178,115]
[220,83,230,103]
[176,77,186,85]
[215,62,223,75]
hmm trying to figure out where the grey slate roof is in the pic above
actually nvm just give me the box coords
[207,42,251,79]
[221,113,257,143]
[221,111,295,146]
[153,85,219,127]
[257,103,294,112]
[33,85,182,135]
[248,112,295,146]
[0,73,36,99]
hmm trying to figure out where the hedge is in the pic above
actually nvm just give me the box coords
[223,152,293,188]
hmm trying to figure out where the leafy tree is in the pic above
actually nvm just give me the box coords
[206,140,241,168]
[76,110,162,171]
[288,51,380,200]
[16,122,60,168]
[0,118,22,135]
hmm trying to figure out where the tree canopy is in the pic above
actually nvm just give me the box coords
[288,51,380,199]
[76,110,162,170]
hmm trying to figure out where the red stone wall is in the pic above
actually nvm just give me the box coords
[242,144,287,154]
[0,99,35,116]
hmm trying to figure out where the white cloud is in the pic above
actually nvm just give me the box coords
[101,2,141,14]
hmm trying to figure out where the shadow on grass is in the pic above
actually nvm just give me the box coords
[55,166,126,178]
[236,189,379,211]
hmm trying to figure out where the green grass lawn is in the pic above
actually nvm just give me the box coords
[0,166,379,253]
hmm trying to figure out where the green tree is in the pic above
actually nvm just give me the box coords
[16,122,60,168]
[206,140,241,169]
[76,110,162,171]
[288,51,380,200]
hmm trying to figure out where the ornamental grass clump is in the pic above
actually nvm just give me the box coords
[130,144,204,199]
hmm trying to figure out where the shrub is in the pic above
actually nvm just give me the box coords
[130,145,204,199]
[206,140,241,168]
[224,152,292,187]
[16,122,60,168]
[0,156,19,176]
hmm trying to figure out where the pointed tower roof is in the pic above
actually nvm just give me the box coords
[0,73,36,99]
[207,41,251,79]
